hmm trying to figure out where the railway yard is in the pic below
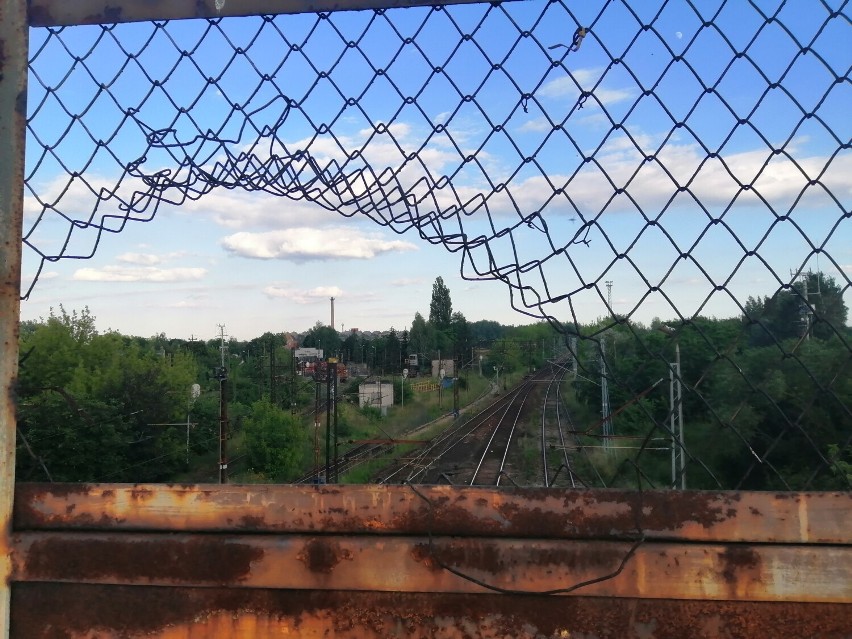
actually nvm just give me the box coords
[298,362,590,488]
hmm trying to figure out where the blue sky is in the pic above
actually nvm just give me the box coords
[19,0,851,341]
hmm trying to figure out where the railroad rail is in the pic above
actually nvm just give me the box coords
[377,365,571,486]
[540,366,581,488]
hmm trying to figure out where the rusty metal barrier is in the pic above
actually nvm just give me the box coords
[2,0,851,636]
[0,0,28,634]
[8,484,852,637]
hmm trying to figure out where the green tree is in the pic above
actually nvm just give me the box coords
[450,311,472,365]
[302,321,342,356]
[470,319,506,342]
[243,398,309,481]
[744,272,848,346]
[487,339,522,376]
[17,309,198,482]
[385,328,402,372]
[429,276,453,332]
[342,331,361,363]
[409,312,434,358]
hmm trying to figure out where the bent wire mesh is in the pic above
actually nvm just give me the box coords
[21,0,851,490]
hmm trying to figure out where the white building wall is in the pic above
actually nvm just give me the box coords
[358,381,394,413]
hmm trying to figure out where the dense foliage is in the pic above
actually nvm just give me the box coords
[14,274,851,490]
[17,308,198,482]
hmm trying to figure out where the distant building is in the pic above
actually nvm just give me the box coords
[295,347,323,361]
[431,359,455,379]
[358,380,394,415]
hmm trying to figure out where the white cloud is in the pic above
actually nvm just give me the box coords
[73,266,207,282]
[518,118,552,133]
[434,111,452,125]
[538,68,634,107]
[263,285,344,304]
[471,141,852,219]
[357,122,412,138]
[220,227,418,261]
[116,252,161,265]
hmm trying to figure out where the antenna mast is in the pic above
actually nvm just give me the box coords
[605,280,613,314]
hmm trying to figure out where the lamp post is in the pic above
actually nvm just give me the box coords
[659,325,685,489]
[402,368,408,408]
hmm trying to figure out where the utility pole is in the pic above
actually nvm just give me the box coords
[659,324,685,489]
[332,360,339,482]
[600,339,612,454]
[314,374,322,479]
[290,344,297,415]
[216,324,229,484]
[571,336,578,377]
[324,361,331,482]
[270,339,277,407]
[324,358,337,482]
[453,361,460,419]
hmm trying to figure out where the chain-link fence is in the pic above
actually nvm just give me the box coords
[19,0,851,490]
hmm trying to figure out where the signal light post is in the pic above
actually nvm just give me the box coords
[324,358,338,483]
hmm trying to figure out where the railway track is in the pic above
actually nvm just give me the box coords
[374,383,529,485]
[376,363,576,487]
[295,441,389,484]
[295,363,584,487]
[295,381,498,484]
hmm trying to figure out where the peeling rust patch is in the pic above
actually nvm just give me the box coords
[497,502,576,537]
[13,490,127,530]
[412,540,626,577]
[12,485,845,545]
[130,487,154,501]
[14,583,852,639]
[720,546,762,585]
[238,514,266,529]
[637,491,742,532]
[23,536,263,584]
[298,537,352,574]
[411,541,515,575]
[393,502,503,537]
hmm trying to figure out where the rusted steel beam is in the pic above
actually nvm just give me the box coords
[11,585,852,639]
[14,483,850,544]
[10,532,851,602]
[28,0,519,27]
[0,1,28,637]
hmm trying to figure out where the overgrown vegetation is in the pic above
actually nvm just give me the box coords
[14,273,851,490]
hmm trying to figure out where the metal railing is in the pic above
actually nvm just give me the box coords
[1,0,850,635]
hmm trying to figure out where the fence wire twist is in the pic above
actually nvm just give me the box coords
[21,0,851,491]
